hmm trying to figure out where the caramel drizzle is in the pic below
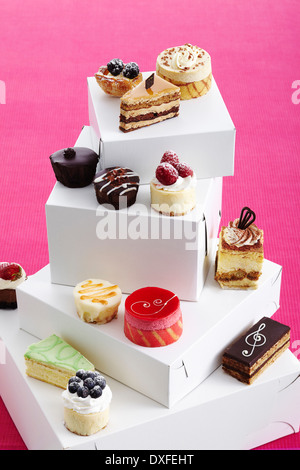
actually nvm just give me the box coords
[79,281,119,304]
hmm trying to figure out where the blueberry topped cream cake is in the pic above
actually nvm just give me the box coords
[215,207,264,289]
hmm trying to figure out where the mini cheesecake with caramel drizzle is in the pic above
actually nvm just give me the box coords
[74,279,122,324]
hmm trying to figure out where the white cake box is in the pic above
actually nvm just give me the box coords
[46,126,222,302]
[0,312,299,450]
[16,259,282,408]
[87,73,236,184]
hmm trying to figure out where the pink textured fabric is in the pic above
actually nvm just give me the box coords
[0,0,299,450]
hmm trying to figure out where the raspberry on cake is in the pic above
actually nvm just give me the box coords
[74,279,122,324]
[124,286,183,347]
[0,262,26,309]
[93,166,140,210]
[215,207,264,289]
[62,370,112,436]
[156,43,212,100]
[150,151,197,216]
[119,73,180,132]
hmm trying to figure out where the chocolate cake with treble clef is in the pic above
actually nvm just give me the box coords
[93,167,140,210]
[222,317,290,384]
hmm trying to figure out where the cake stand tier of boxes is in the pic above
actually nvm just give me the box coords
[1,73,299,450]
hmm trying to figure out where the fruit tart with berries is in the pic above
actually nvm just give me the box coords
[95,58,143,97]
[150,150,197,216]
[0,262,26,309]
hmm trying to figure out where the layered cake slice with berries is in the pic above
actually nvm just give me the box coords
[63,370,112,436]
[119,73,180,132]
[24,334,95,389]
[124,286,183,347]
[150,150,197,216]
[215,207,264,289]
[0,262,26,309]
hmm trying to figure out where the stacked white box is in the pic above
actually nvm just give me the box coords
[88,73,236,184]
[46,126,222,301]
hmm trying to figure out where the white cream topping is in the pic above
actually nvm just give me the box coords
[224,219,261,247]
[151,173,197,192]
[0,264,26,290]
[62,384,112,415]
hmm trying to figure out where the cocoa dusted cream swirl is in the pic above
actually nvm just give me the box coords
[224,219,261,247]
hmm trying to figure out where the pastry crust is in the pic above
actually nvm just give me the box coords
[95,66,142,97]
[74,279,122,324]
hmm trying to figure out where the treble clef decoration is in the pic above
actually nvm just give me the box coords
[242,322,266,357]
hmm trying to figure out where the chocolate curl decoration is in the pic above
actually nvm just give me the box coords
[238,207,256,230]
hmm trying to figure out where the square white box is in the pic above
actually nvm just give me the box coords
[0,313,299,450]
[46,126,222,301]
[17,258,282,408]
[87,73,236,184]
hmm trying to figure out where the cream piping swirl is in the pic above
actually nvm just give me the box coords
[172,44,197,70]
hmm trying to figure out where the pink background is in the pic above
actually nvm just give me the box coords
[0,0,299,450]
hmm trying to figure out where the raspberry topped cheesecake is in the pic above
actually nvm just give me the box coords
[0,262,26,309]
[156,43,212,100]
[215,207,264,289]
[124,286,183,347]
[150,150,197,216]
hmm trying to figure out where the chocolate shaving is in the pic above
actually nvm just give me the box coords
[238,207,256,230]
[145,73,154,90]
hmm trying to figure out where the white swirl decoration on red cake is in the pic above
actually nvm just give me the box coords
[130,295,176,316]
[224,218,261,247]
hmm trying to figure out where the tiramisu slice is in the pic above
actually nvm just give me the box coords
[119,73,180,132]
[215,207,264,289]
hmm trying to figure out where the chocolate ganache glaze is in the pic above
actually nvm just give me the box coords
[93,167,140,210]
[50,147,99,188]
